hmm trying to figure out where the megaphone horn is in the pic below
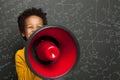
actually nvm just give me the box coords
[25,25,80,79]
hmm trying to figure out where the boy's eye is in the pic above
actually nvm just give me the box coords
[28,26,32,28]
[26,25,33,28]
[38,25,43,28]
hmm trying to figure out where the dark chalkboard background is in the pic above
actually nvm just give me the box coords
[0,0,120,80]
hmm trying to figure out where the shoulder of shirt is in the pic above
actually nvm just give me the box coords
[15,48,25,57]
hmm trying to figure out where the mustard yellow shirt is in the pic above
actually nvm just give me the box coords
[15,48,42,80]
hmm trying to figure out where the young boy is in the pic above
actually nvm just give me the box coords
[15,7,47,80]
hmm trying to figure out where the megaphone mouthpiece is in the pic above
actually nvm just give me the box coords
[36,40,60,62]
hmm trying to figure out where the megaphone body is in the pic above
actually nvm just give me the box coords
[25,25,80,79]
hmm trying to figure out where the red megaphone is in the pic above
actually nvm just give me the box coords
[25,25,80,79]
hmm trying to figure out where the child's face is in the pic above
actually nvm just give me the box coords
[22,15,44,40]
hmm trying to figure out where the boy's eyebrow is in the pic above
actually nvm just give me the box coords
[25,24,33,27]
[24,25,33,28]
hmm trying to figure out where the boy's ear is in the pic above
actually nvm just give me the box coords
[21,32,25,37]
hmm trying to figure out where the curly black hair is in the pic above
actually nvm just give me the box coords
[17,7,47,33]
